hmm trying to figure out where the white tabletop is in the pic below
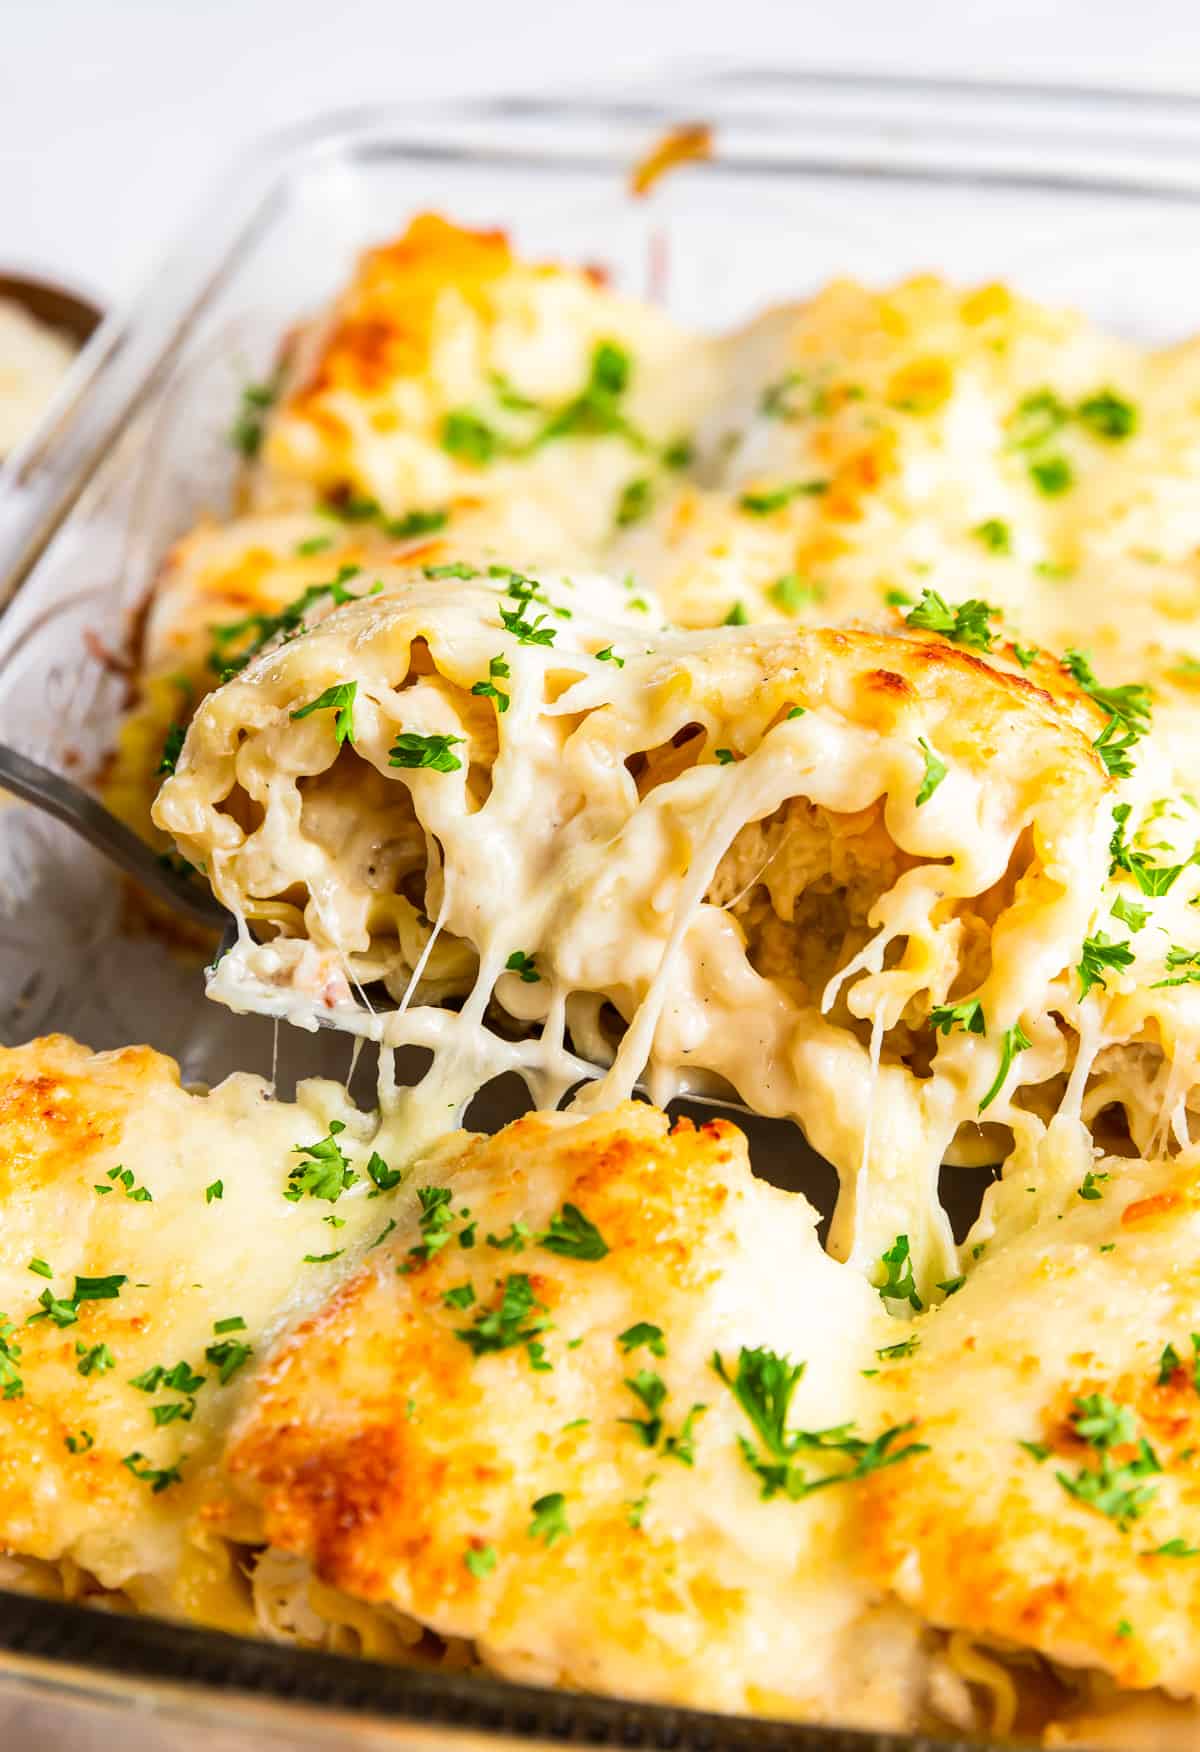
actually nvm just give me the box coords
[5,0,1200,310]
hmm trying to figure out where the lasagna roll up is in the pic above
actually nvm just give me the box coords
[154,567,1122,1296]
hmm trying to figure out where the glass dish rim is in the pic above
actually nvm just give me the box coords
[0,67,1195,1747]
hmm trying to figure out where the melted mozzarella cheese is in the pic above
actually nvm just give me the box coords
[858,1150,1200,1707]
[0,1034,411,1620]
[153,572,1146,1297]
[225,1101,925,1725]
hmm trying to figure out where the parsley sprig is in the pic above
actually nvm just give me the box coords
[291,681,357,746]
[285,1121,357,1203]
[1056,1394,1161,1528]
[903,589,998,653]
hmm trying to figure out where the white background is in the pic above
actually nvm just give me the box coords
[5,0,1200,309]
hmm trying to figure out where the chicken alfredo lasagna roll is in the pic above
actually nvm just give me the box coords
[149,561,1200,1298]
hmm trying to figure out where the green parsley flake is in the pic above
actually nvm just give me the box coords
[103,1164,152,1203]
[1077,931,1135,1000]
[978,1022,1032,1112]
[388,731,465,773]
[291,681,357,746]
[471,655,511,714]
[714,748,735,765]
[505,950,540,984]
[971,518,1011,554]
[158,722,186,777]
[615,478,653,527]
[539,1203,609,1261]
[1076,390,1137,441]
[205,1337,253,1383]
[1109,803,1189,897]
[712,1344,927,1500]
[229,376,279,459]
[930,997,985,1038]
[1056,1394,1161,1528]
[904,589,998,653]
[27,1258,52,1279]
[424,561,480,581]
[915,737,947,807]
[366,1151,402,1194]
[1152,947,1200,990]
[876,1235,922,1311]
[64,1429,94,1454]
[122,1452,183,1494]
[1144,1538,1200,1558]
[595,645,625,668]
[454,1273,551,1365]
[205,1180,223,1203]
[0,1318,24,1400]
[737,479,828,515]
[768,574,822,615]
[618,1322,666,1357]
[75,1341,114,1378]
[400,1186,456,1271]
[1078,1169,1111,1201]
[527,1492,570,1546]
[441,410,504,465]
[464,1542,498,1577]
[1030,455,1073,496]
[498,604,556,647]
[1111,894,1149,932]
[208,565,376,680]
[286,1122,356,1204]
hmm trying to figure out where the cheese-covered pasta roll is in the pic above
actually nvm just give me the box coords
[224,1100,927,1726]
[247,213,717,560]
[153,565,1200,1296]
[0,1034,392,1630]
[615,275,1144,632]
[858,1146,1200,1741]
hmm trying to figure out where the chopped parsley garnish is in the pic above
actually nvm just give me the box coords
[291,681,358,746]
[205,1338,253,1384]
[915,737,947,806]
[286,1122,356,1204]
[1093,714,1139,779]
[0,1318,23,1400]
[737,479,828,515]
[662,1403,706,1467]
[27,1258,52,1279]
[505,950,540,984]
[214,1316,246,1334]
[29,1289,80,1327]
[594,645,625,667]
[1020,1440,1052,1463]
[877,1235,922,1311]
[366,1151,402,1194]
[101,1164,152,1203]
[295,534,333,556]
[618,1322,666,1357]
[532,341,643,451]
[441,410,504,465]
[1111,895,1149,932]
[205,1180,223,1203]
[625,1479,656,1528]
[208,565,376,679]
[400,1185,455,1270]
[1056,1394,1161,1528]
[768,574,821,615]
[712,1345,927,1500]
[662,436,694,469]
[1109,803,1189,896]
[714,748,735,765]
[621,1369,667,1446]
[464,1542,498,1577]
[1008,388,1070,452]
[64,1429,94,1454]
[885,587,914,607]
[1076,390,1138,441]
[904,589,998,653]
[424,561,480,581]
[498,604,556,646]
[443,1283,476,1310]
[527,1492,570,1546]
[1064,649,1152,734]
[1144,1538,1200,1558]
[930,997,985,1037]
[937,1276,966,1297]
[486,1221,530,1254]
[75,1341,114,1377]
[74,1274,127,1302]
[972,518,1011,554]
[389,731,465,772]
[384,507,449,541]
[1077,931,1135,999]
[877,1336,920,1360]
[453,1273,551,1364]
[122,1452,183,1494]
[229,376,278,459]
[538,1203,609,1261]
[1078,1169,1111,1201]
[303,1250,343,1264]
[1152,947,1200,989]
[1012,642,1039,669]
[1030,456,1073,496]
[615,477,653,527]
[978,1022,1032,1112]
[723,601,749,626]
[471,655,511,714]
[1158,1342,1181,1385]
[158,722,186,776]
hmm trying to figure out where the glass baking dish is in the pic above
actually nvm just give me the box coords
[3,67,1200,1751]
